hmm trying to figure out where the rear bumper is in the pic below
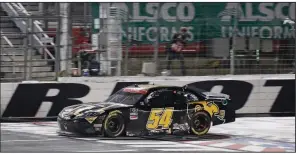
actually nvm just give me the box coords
[212,100,236,126]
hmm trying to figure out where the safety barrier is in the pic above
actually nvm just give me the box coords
[0,74,295,119]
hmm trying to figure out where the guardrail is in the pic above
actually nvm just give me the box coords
[1,2,55,60]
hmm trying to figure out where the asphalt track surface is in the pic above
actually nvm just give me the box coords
[1,117,295,153]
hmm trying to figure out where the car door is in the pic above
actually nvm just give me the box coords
[145,89,176,131]
[172,89,189,126]
[126,89,176,133]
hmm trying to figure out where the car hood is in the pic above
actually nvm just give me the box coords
[60,102,132,118]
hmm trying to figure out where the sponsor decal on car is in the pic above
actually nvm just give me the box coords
[130,108,138,120]
[195,104,203,112]
[94,123,102,131]
[130,115,138,120]
[85,117,98,124]
[96,109,105,114]
[73,105,94,116]
[93,124,102,128]
[215,110,226,123]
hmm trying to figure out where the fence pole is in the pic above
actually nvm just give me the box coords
[124,13,129,76]
[230,4,238,75]
[153,6,160,75]
[67,3,73,75]
[23,18,28,80]
[59,3,69,74]
[55,3,61,77]
[28,18,33,80]
[44,3,48,32]
[116,12,121,76]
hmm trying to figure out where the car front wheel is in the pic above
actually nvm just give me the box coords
[103,111,126,137]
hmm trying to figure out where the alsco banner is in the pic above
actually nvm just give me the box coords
[92,2,295,52]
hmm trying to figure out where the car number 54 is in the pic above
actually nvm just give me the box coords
[146,107,174,130]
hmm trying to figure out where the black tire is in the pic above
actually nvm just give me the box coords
[103,111,126,137]
[190,111,211,136]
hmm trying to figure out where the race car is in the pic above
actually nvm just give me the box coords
[57,84,235,137]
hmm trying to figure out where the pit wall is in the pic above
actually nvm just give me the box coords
[1,74,295,118]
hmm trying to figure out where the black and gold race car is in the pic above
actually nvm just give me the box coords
[57,84,235,137]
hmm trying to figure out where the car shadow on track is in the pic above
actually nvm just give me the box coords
[61,133,230,142]
[140,133,231,142]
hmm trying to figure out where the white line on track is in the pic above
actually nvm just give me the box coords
[1,130,56,139]
[156,148,238,152]
[96,140,174,144]
[73,138,98,141]
[239,145,266,152]
[77,149,138,152]
[1,139,61,143]
[128,144,202,148]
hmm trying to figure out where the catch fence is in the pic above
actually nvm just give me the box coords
[0,2,295,82]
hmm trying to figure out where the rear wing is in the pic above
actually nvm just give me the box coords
[200,92,230,100]
[184,85,230,101]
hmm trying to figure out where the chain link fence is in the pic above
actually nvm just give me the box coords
[1,2,295,82]
[114,2,296,76]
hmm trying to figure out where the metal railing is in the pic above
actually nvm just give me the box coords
[1,31,14,48]
[1,2,55,60]
[0,30,16,75]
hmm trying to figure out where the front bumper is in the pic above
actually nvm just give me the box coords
[57,117,101,136]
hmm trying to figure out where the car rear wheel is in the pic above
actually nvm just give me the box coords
[103,111,126,137]
[190,111,211,136]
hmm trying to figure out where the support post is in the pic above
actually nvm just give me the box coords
[230,4,238,75]
[44,3,48,32]
[28,18,33,80]
[55,3,61,77]
[23,19,29,80]
[67,3,73,74]
[153,6,160,75]
[39,3,44,15]
[124,13,129,76]
[59,3,69,73]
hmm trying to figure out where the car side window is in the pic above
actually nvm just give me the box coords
[174,91,188,104]
[146,90,174,108]
[172,90,188,109]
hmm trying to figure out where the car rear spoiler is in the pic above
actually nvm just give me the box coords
[184,85,230,100]
[200,92,230,100]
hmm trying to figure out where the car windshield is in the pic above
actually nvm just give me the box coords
[104,88,146,105]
